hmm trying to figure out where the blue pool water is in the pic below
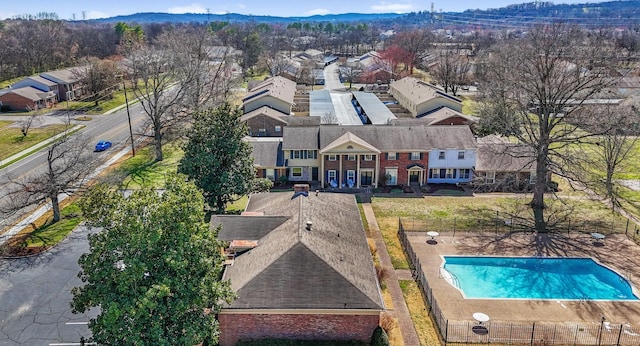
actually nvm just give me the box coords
[442,257,638,300]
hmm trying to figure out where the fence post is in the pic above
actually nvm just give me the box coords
[530,322,536,346]
[495,210,499,235]
[453,218,456,238]
[445,319,448,345]
[625,219,629,236]
[616,323,623,346]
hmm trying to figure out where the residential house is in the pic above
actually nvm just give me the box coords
[242,76,296,115]
[40,68,84,101]
[213,188,384,345]
[11,76,60,101]
[242,106,289,137]
[245,136,286,182]
[0,86,57,111]
[282,125,469,188]
[389,77,463,117]
[473,136,538,192]
[425,126,477,184]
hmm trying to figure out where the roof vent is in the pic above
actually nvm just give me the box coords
[305,221,313,231]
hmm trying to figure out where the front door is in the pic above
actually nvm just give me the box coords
[311,167,318,181]
[361,171,373,186]
[409,171,420,184]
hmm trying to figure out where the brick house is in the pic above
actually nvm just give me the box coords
[245,136,287,181]
[473,136,541,192]
[241,105,321,137]
[40,68,84,101]
[11,76,60,101]
[0,86,57,111]
[389,77,463,117]
[212,188,384,345]
[281,125,452,188]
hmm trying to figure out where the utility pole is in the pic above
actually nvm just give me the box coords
[122,78,135,157]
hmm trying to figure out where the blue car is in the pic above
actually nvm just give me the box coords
[95,140,112,152]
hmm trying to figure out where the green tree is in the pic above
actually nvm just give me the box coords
[242,31,263,75]
[71,175,235,345]
[178,103,255,213]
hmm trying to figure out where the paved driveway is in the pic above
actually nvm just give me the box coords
[0,226,96,345]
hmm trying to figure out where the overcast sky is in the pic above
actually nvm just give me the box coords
[1,0,608,20]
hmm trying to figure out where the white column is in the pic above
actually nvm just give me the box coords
[375,154,380,188]
[356,154,361,188]
[320,154,325,188]
[339,154,343,188]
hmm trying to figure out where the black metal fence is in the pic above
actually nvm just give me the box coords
[397,219,640,346]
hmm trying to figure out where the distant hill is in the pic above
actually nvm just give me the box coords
[91,12,405,24]
[89,1,640,28]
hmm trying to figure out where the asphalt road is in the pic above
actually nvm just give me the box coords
[0,103,148,229]
[0,226,97,345]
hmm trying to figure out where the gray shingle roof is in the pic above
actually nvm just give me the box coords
[240,106,289,123]
[219,192,384,310]
[390,77,462,106]
[244,137,285,168]
[212,215,289,241]
[476,142,536,172]
[282,126,319,150]
[424,125,477,149]
[40,68,81,84]
[319,126,429,151]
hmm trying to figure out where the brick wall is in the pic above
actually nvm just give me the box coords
[219,313,380,346]
[379,152,429,186]
[0,93,37,111]
[245,115,285,137]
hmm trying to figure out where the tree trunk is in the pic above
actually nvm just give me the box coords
[51,192,61,222]
[154,132,163,161]
[531,148,548,233]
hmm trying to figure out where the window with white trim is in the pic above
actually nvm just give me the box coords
[385,168,398,185]
[292,167,303,177]
[387,152,397,160]
[486,171,496,184]
[328,170,337,182]
[410,152,421,160]
[459,168,471,179]
[306,150,317,159]
[363,154,373,161]
[347,170,355,182]
[347,154,356,161]
[430,168,440,179]
[328,154,337,161]
[445,169,455,179]
[275,125,282,132]
[458,151,465,160]
[292,150,301,159]
[438,151,446,160]
[529,172,536,184]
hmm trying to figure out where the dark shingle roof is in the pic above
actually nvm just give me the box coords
[219,192,384,310]
[245,137,285,167]
[212,215,289,241]
[282,126,319,150]
[319,126,429,151]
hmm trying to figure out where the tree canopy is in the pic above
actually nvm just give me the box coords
[178,103,257,213]
[72,175,235,345]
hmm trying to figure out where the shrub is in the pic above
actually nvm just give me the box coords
[253,178,274,193]
[370,326,390,346]
[278,175,289,186]
[236,339,366,346]
[379,313,397,334]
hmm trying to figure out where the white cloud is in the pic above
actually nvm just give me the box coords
[305,8,331,16]
[237,4,246,9]
[167,4,207,14]
[85,11,109,20]
[371,2,414,13]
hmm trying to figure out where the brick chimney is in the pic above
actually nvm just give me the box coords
[293,184,310,193]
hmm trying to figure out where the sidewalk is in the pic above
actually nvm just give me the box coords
[362,203,421,346]
[0,145,133,245]
[0,124,83,167]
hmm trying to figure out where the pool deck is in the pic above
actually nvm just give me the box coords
[408,231,640,324]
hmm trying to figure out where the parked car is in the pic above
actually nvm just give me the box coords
[95,140,112,152]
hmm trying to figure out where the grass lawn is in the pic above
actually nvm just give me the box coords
[117,143,184,189]
[399,280,441,346]
[226,195,249,213]
[0,124,72,161]
[22,203,83,247]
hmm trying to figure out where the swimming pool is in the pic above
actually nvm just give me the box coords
[442,256,638,300]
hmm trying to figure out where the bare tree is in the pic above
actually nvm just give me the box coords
[18,110,42,137]
[0,131,98,223]
[429,49,471,96]
[574,101,640,209]
[392,29,433,75]
[128,27,238,161]
[477,24,618,232]
[73,58,119,106]
[338,59,363,90]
